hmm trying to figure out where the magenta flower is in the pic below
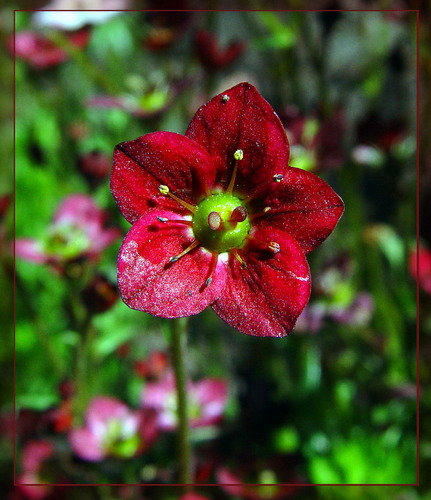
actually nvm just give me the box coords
[16,194,120,269]
[11,29,90,69]
[69,396,158,461]
[111,83,344,337]
[141,373,228,431]
[17,440,55,498]
[409,246,431,294]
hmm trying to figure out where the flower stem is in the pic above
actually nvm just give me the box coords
[169,317,193,487]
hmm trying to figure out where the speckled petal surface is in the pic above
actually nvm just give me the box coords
[117,210,226,317]
[212,226,311,337]
[186,82,290,196]
[251,165,344,254]
[111,131,215,224]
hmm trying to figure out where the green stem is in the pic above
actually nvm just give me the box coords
[170,317,192,487]
[46,30,122,95]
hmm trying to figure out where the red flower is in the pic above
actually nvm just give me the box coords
[11,29,90,69]
[409,246,431,294]
[194,30,245,71]
[111,83,344,337]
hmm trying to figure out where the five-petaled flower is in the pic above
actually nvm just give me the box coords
[141,372,228,431]
[16,194,121,271]
[111,83,344,337]
[69,396,158,462]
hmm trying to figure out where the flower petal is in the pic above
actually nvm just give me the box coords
[69,428,106,462]
[212,227,311,337]
[186,82,289,195]
[118,210,226,317]
[111,131,215,224]
[86,396,130,430]
[252,165,344,254]
[15,238,47,264]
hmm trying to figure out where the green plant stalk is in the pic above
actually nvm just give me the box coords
[46,30,122,95]
[66,277,95,424]
[170,317,192,487]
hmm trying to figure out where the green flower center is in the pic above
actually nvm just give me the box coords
[192,193,250,253]
[42,224,90,260]
[103,418,141,458]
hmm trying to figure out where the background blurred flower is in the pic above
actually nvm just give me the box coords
[217,460,301,499]
[278,106,345,172]
[11,29,90,69]
[78,151,111,188]
[80,273,119,314]
[17,440,55,498]
[69,396,158,461]
[194,30,245,71]
[144,2,193,51]
[409,246,431,294]
[134,350,169,380]
[141,373,228,431]
[16,194,120,269]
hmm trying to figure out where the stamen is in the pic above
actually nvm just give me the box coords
[249,207,271,222]
[222,94,229,103]
[226,149,244,195]
[158,185,197,213]
[208,211,222,230]
[243,174,284,204]
[268,241,280,254]
[169,239,200,263]
[157,216,193,227]
[246,235,280,255]
[230,206,248,223]
[231,248,246,268]
[205,252,219,287]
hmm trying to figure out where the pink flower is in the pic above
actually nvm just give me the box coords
[11,29,90,69]
[409,246,431,294]
[111,83,344,337]
[16,194,120,269]
[69,396,158,461]
[17,440,55,499]
[141,373,228,431]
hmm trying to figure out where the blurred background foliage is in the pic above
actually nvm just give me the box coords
[0,1,429,499]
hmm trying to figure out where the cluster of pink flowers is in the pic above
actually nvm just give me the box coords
[16,194,120,273]
[67,352,228,463]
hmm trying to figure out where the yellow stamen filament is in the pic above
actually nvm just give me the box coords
[158,185,197,213]
[226,149,243,195]
[231,248,246,267]
[249,207,271,222]
[169,239,201,263]
[157,216,193,227]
